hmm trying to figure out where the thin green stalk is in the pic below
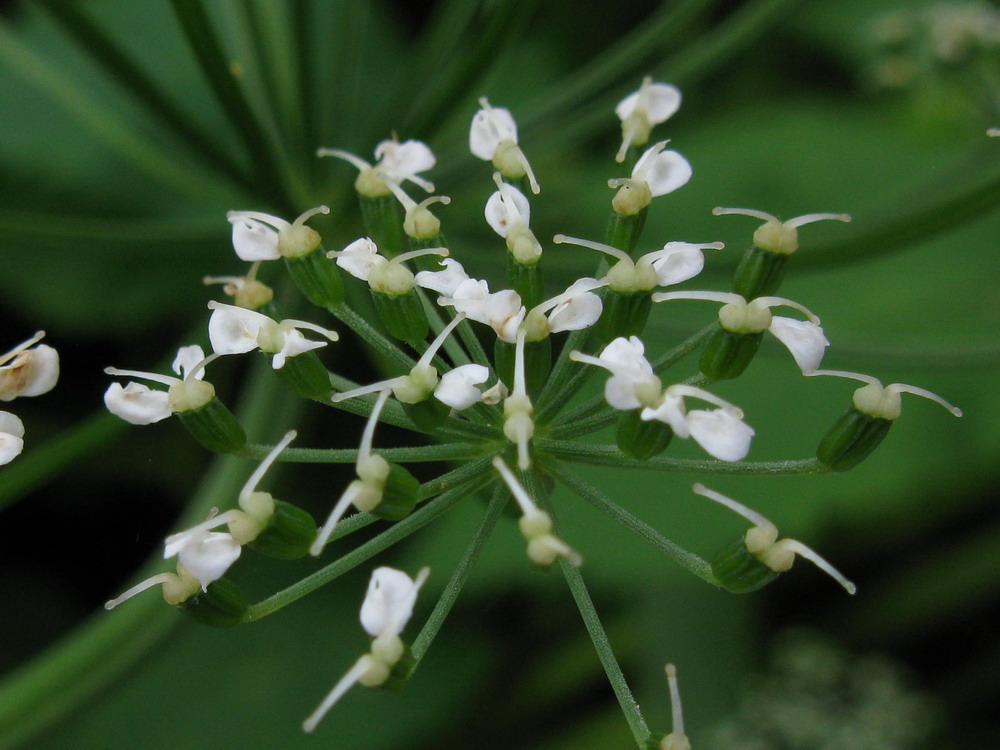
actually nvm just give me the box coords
[547,461,714,583]
[535,357,596,424]
[168,0,289,209]
[331,302,417,371]
[410,485,509,663]
[559,559,650,748]
[244,473,494,621]
[536,328,593,414]
[419,454,499,500]
[239,441,490,464]
[36,0,252,193]
[539,440,828,475]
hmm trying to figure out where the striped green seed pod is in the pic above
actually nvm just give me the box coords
[175,396,247,454]
[710,537,779,594]
[597,288,652,342]
[270,349,332,401]
[360,193,407,257]
[816,406,892,472]
[506,252,544,310]
[284,248,344,308]
[370,288,429,345]
[177,577,249,628]
[699,328,763,381]
[616,409,673,460]
[732,245,789,300]
[373,463,420,521]
[249,500,318,559]
[402,397,449,431]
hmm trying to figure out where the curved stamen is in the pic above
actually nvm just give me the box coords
[185,352,221,381]
[104,366,178,388]
[784,212,851,228]
[310,481,365,557]
[805,369,880,386]
[332,379,405,403]
[491,456,542,518]
[240,430,297,502]
[667,384,742,416]
[393,247,449,266]
[665,664,685,737]
[292,205,331,228]
[568,350,613,373]
[283,319,340,342]
[163,509,244,553]
[777,539,857,595]
[302,656,371,733]
[712,206,779,223]
[887,383,963,417]
[316,148,372,172]
[553,234,631,265]
[652,290,743,306]
[692,483,777,537]
[0,331,45,366]
[226,210,291,231]
[512,148,540,195]
[104,573,175,610]
[751,296,821,325]
[359,388,392,463]
[640,242,725,263]
[416,313,466,369]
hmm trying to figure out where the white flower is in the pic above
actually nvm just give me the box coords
[470,98,540,194]
[360,566,429,639]
[570,336,662,410]
[227,206,330,261]
[0,331,59,402]
[207,302,338,369]
[0,411,25,465]
[104,345,213,425]
[614,77,682,162]
[652,291,830,374]
[414,258,471,297]
[524,277,606,340]
[163,523,241,591]
[626,141,692,197]
[484,178,531,237]
[317,138,436,193]
[805,369,963,420]
[327,237,448,294]
[435,364,490,409]
[438,278,525,343]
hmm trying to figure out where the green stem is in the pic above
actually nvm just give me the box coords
[410,485,508,663]
[243,472,494,621]
[539,440,828,475]
[168,0,289,208]
[331,302,417,371]
[546,461,714,583]
[559,558,650,748]
[535,328,593,414]
[238,441,491,464]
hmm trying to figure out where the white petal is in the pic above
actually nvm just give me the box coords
[334,238,383,281]
[172,531,241,588]
[435,364,490,409]
[638,149,692,196]
[208,304,270,356]
[0,411,25,465]
[483,290,525,343]
[686,409,754,462]
[271,330,327,369]
[599,336,654,379]
[172,345,207,381]
[0,345,60,401]
[359,566,426,638]
[768,317,829,373]
[230,217,281,261]
[447,278,492,322]
[615,83,681,124]
[374,139,436,182]
[547,292,602,333]
[604,375,642,410]
[651,243,705,286]
[104,382,172,425]
[470,106,518,160]
[641,392,690,437]
[484,183,530,238]
[414,258,470,297]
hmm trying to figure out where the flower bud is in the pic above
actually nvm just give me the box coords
[176,577,249,628]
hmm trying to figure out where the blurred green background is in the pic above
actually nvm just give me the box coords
[1,0,999,748]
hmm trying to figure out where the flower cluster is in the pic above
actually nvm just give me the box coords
[0,331,59,465]
[101,79,962,741]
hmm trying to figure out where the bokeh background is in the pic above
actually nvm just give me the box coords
[1,0,999,748]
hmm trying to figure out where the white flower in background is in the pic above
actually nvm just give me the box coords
[104,345,215,425]
[614,76,682,162]
[470,98,540,194]
[303,566,430,733]
[0,411,25,466]
[207,302,338,369]
[653,291,830,374]
[0,331,59,402]
[317,137,436,193]
[612,140,691,198]
[227,205,330,261]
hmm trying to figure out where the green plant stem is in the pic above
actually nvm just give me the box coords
[539,440,828,475]
[535,357,596,424]
[410,485,508,663]
[168,0,289,209]
[239,441,491,464]
[536,328,593,414]
[559,558,650,748]
[547,461,714,583]
[331,302,417,371]
[244,472,494,621]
